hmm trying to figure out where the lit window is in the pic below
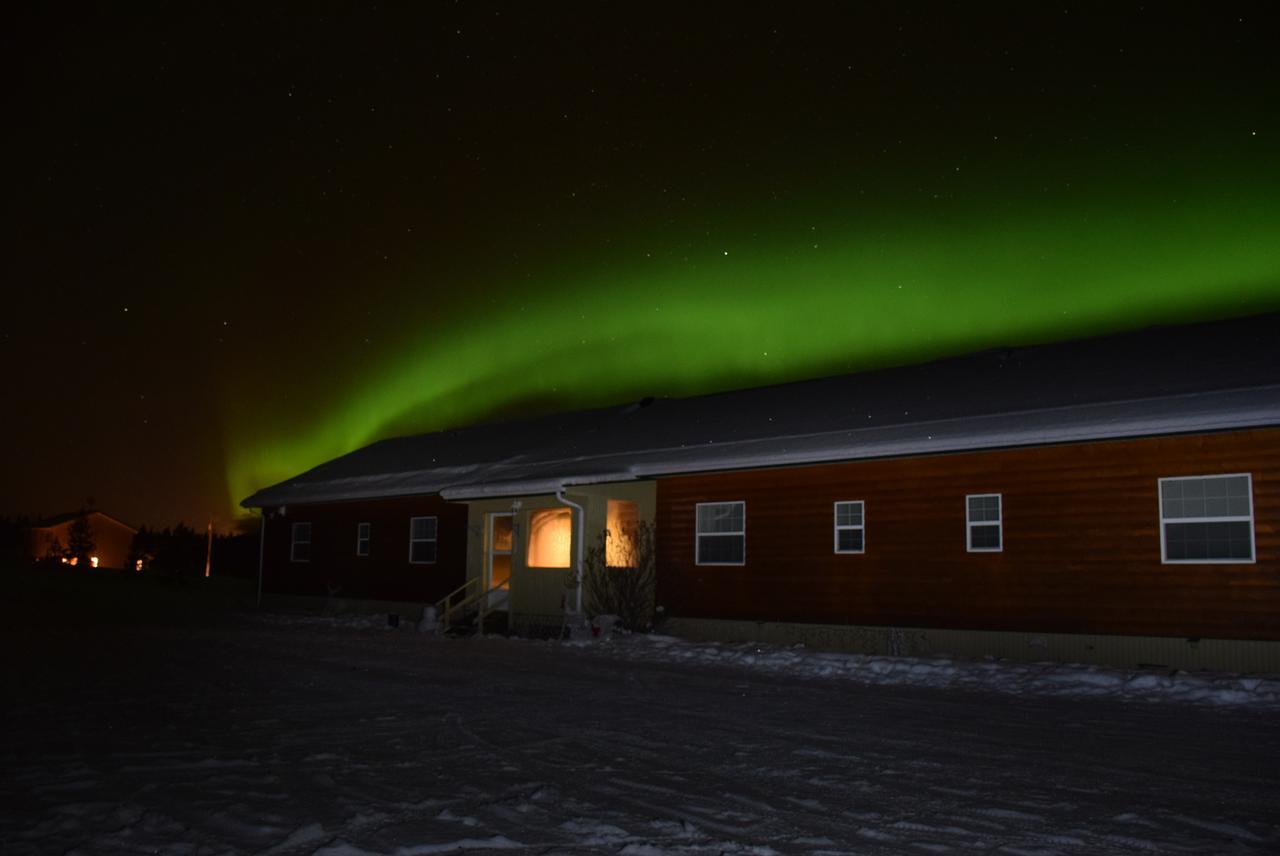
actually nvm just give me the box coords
[696,501,745,565]
[290,522,311,563]
[966,494,1002,552]
[834,501,864,554]
[528,508,572,568]
[1159,474,1255,563]
[356,522,371,557]
[606,499,639,567]
[409,516,437,564]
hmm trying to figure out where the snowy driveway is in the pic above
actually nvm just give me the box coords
[2,613,1277,855]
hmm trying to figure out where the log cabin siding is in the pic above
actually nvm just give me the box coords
[263,495,468,603]
[655,428,1280,640]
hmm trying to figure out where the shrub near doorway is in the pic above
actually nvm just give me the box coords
[570,521,656,632]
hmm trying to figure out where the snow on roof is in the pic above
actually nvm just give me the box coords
[242,313,1280,508]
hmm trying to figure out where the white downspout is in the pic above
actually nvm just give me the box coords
[555,487,586,614]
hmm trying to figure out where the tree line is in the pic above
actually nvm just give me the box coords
[0,514,261,578]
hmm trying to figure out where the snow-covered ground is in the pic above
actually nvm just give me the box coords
[2,608,1277,855]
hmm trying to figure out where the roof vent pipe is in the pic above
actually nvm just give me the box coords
[555,487,586,615]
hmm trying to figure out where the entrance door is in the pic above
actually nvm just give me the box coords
[487,513,513,601]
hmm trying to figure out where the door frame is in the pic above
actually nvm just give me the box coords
[486,512,514,602]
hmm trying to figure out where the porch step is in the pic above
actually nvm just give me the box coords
[443,609,509,638]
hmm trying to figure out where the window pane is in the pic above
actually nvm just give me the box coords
[491,515,513,551]
[412,517,437,539]
[968,495,1000,522]
[970,524,1001,550]
[697,503,743,533]
[698,534,744,564]
[293,542,311,562]
[1226,476,1250,497]
[1165,521,1252,561]
[528,508,572,568]
[1205,496,1231,517]
[1162,476,1252,520]
[411,540,437,563]
[836,502,862,526]
[606,499,639,567]
[837,528,863,552]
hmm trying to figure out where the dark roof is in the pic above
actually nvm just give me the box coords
[242,312,1280,508]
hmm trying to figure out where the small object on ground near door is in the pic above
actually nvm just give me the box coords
[419,605,437,633]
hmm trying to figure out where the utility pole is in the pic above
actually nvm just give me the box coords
[204,518,213,578]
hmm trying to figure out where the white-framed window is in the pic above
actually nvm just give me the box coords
[966,493,1002,552]
[409,516,438,564]
[290,522,311,563]
[695,501,745,565]
[1159,473,1255,563]
[834,500,865,554]
[356,522,371,557]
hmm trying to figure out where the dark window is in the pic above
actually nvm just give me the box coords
[695,502,745,565]
[834,501,865,554]
[966,494,1002,552]
[1160,474,1254,562]
[409,516,438,564]
[290,522,311,563]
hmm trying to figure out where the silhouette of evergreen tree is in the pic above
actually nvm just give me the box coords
[67,510,96,565]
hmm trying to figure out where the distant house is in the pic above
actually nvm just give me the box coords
[28,511,138,569]
[242,313,1279,671]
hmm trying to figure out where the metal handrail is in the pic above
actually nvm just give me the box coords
[435,577,510,634]
[434,576,480,633]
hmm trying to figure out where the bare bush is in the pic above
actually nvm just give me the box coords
[570,520,656,632]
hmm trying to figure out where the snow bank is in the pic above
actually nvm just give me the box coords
[593,634,1280,709]
[248,610,1280,709]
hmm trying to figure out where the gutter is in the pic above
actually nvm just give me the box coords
[555,487,586,615]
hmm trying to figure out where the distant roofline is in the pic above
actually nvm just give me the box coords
[31,510,139,533]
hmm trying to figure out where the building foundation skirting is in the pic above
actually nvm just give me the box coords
[510,612,571,639]
[260,592,431,621]
[661,617,1280,674]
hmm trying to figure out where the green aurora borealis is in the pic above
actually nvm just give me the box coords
[12,4,1280,527]
[225,169,1280,508]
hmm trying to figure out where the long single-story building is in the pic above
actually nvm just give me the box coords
[242,313,1279,670]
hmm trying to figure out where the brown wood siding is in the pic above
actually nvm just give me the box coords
[656,429,1280,641]
[263,495,468,603]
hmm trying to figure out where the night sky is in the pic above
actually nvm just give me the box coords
[5,4,1278,530]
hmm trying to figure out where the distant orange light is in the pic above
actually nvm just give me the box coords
[68,556,78,566]
[60,556,69,564]
[135,559,143,571]
[90,556,99,568]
